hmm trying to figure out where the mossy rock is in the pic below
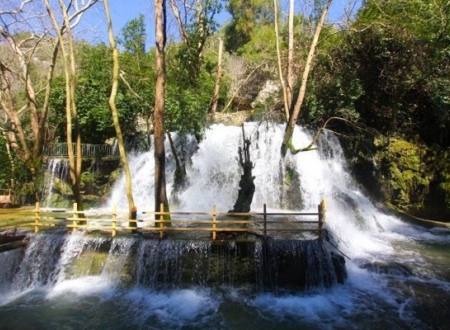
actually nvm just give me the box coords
[345,136,449,221]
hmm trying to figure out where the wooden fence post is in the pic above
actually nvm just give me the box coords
[212,205,217,240]
[130,205,137,234]
[112,204,117,237]
[73,203,78,233]
[34,202,40,233]
[263,203,267,240]
[159,203,164,239]
[318,199,326,239]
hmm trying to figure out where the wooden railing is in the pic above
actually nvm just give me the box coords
[43,143,119,158]
[26,200,327,240]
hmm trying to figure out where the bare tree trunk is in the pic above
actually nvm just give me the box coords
[44,0,90,217]
[273,0,290,120]
[281,0,332,156]
[287,0,295,107]
[62,0,83,211]
[229,125,255,213]
[103,0,137,231]
[196,0,205,56]
[167,132,186,191]
[154,0,170,225]
[168,0,187,42]
[210,37,223,117]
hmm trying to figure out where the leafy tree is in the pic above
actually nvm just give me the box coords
[165,0,225,139]
[349,0,450,146]
[224,0,273,53]
[0,133,31,194]
[118,16,156,144]
[118,14,147,56]
[49,43,144,144]
[302,0,450,148]
[76,43,115,142]
[166,58,218,139]
[169,0,222,81]
[302,27,362,128]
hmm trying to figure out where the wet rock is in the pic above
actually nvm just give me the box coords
[359,260,414,277]
[331,252,347,284]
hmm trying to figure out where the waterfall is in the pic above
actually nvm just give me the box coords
[107,123,411,260]
[41,158,70,207]
[1,123,449,329]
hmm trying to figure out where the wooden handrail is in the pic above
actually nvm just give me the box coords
[16,200,327,240]
[43,143,119,158]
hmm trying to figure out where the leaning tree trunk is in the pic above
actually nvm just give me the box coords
[60,0,84,217]
[281,0,332,156]
[154,0,171,226]
[229,125,255,213]
[167,132,187,189]
[210,37,223,117]
[274,0,289,121]
[104,0,136,231]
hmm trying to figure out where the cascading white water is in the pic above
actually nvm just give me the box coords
[41,158,70,207]
[107,123,417,259]
[1,122,449,329]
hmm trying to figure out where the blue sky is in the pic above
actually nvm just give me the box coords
[79,0,361,46]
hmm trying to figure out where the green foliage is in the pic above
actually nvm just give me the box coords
[238,24,276,61]
[351,0,450,146]
[301,25,362,129]
[45,76,67,140]
[49,43,113,143]
[306,0,450,146]
[117,14,146,55]
[165,0,228,140]
[300,0,450,216]
[373,137,450,217]
[224,0,273,53]
[0,136,32,198]
[118,17,156,127]
[0,138,13,188]
[375,139,427,209]
[423,147,450,210]
[48,42,149,144]
[356,0,449,42]
[166,56,218,139]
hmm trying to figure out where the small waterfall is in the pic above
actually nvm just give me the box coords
[134,240,211,289]
[263,240,337,292]
[0,248,22,292]
[41,158,70,207]
[9,233,66,291]
[0,234,339,299]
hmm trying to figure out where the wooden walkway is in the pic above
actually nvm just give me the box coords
[0,201,327,241]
